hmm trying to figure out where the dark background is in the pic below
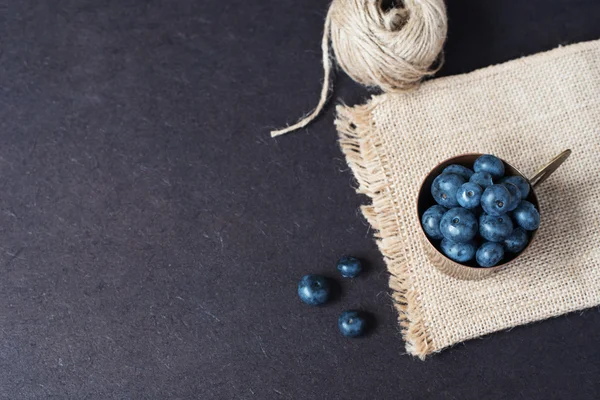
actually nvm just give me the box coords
[1,0,599,398]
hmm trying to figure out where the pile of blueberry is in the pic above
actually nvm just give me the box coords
[421,154,540,268]
[297,256,369,338]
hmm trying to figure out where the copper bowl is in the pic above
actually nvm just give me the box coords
[417,150,571,281]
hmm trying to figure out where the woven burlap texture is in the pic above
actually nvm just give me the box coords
[336,39,600,359]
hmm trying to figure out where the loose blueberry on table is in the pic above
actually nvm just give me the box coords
[338,310,367,338]
[297,274,330,305]
[336,256,362,278]
[421,154,537,268]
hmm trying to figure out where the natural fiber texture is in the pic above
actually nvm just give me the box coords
[336,39,600,359]
[330,0,446,91]
[271,0,447,137]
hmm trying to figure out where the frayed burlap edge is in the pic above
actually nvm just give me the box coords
[335,101,434,359]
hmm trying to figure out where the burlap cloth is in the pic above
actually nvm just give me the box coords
[336,40,600,359]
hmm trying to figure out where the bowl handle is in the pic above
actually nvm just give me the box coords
[528,149,572,188]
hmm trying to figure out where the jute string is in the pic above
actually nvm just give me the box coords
[271,0,448,137]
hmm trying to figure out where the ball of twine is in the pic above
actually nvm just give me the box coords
[271,0,448,137]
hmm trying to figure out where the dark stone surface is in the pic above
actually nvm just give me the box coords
[0,0,599,398]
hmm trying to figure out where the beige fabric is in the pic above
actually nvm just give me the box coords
[335,39,600,359]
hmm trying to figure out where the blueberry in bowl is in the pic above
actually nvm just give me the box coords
[456,182,483,210]
[476,242,505,268]
[470,171,494,188]
[481,184,512,216]
[474,154,505,178]
[439,207,478,243]
[431,173,465,208]
[479,213,513,242]
[443,164,474,180]
[421,205,448,240]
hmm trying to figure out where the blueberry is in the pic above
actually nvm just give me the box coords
[501,176,530,199]
[512,200,540,231]
[456,182,483,209]
[338,310,367,338]
[474,154,505,178]
[440,207,478,243]
[421,205,447,239]
[431,173,466,208]
[443,164,474,180]
[441,238,476,263]
[470,171,494,188]
[501,182,522,211]
[297,275,330,305]
[479,213,514,242]
[481,184,511,216]
[476,242,505,267]
[336,256,362,278]
[503,228,529,253]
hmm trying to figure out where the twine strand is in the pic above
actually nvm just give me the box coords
[271,7,334,138]
[271,0,448,138]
